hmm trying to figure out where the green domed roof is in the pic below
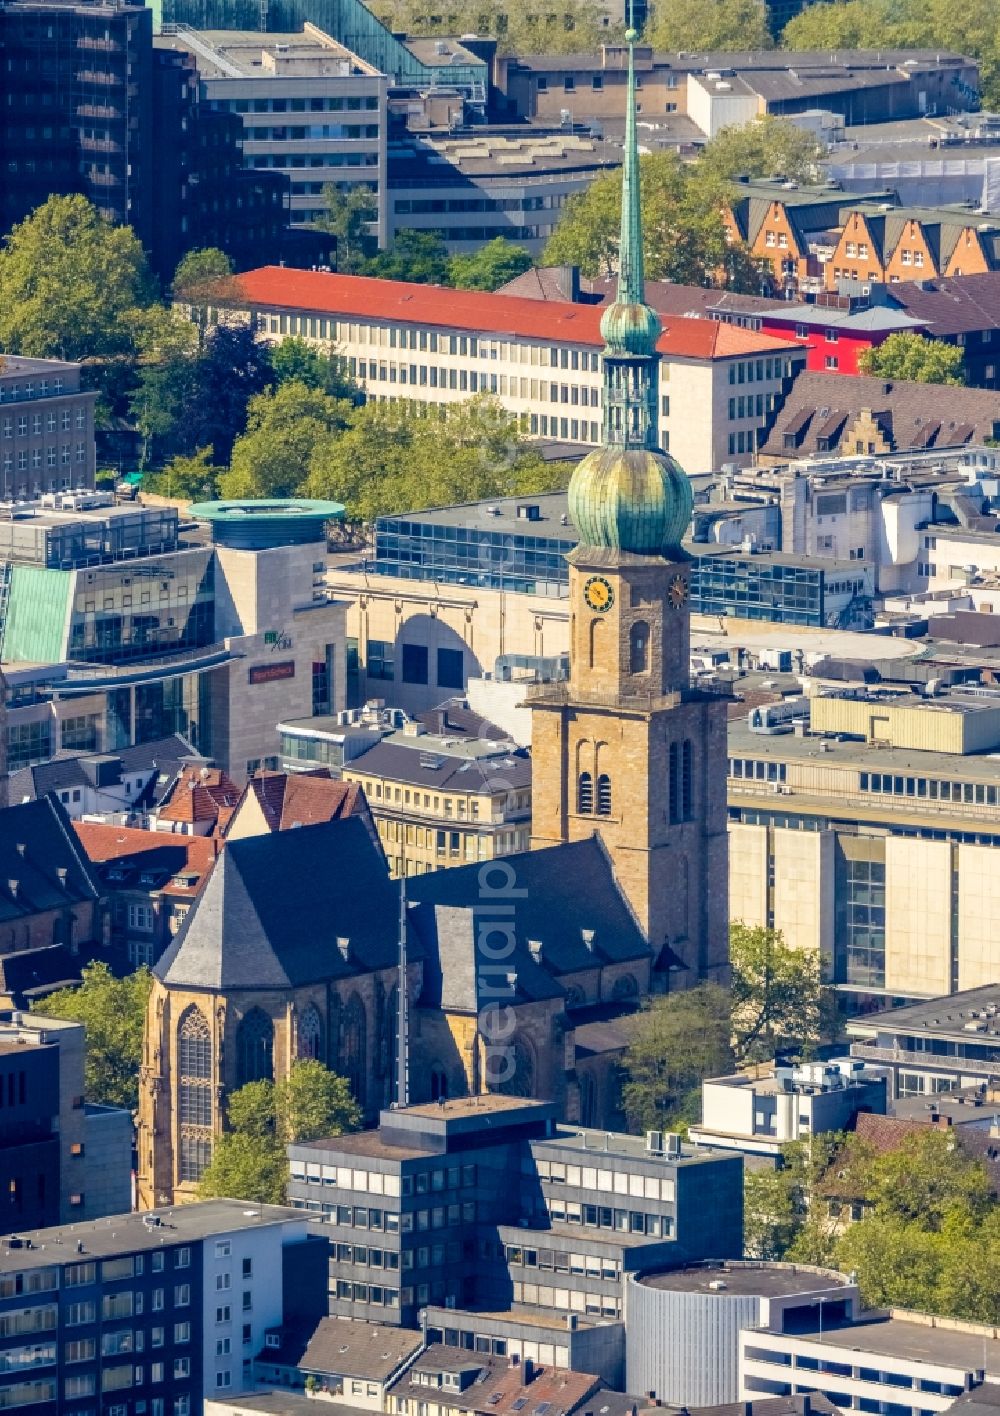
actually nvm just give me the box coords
[568,446,693,556]
[600,299,662,358]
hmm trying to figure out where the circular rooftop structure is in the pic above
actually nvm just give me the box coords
[625,1263,855,1409]
[188,499,345,550]
[638,1261,851,1298]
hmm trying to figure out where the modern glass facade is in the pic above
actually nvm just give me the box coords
[66,549,215,664]
[371,516,831,623]
[691,556,825,626]
[371,517,575,596]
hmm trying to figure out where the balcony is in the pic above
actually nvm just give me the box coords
[851,1041,1000,1079]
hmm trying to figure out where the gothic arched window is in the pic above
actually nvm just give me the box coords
[236,1008,273,1087]
[297,1003,322,1061]
[430,1065,449,1102]
[612,973,638,1000]
[597,773,612,816]
[496,1038,536,1098]
[340,994,367,1110]
[629,620,649,674]
[178,1006,212,1128]
[578,771,594,814]
[669,740,680,824]
[682,740,694,820]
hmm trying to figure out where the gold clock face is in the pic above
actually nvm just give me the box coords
[584,575,615,613]
[667,574,689,610]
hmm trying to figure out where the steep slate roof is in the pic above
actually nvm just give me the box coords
[761,370,1000,458]
[154,816,404,991]
[227,268,791,362]
[346,739,532,795]
[8,734,195,809]
[0,798,101,924]
[406,838,651,1013]
[888,272,1000,336]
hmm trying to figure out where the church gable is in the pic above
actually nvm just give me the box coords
[155,815,405,992]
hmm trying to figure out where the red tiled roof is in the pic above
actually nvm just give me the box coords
[158,766,241,826]
[72,822,219,897]
[233,770,367,833]
[228,267,790,361]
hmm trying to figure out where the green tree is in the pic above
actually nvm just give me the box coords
[0,195,156,367]
[367,229,451,285]
[730,922,830,1061]
[33,963,152,1110]
[620,983,734,1133]
[306,395,571,522]
[271,336,360,400]
[172,247,234,298]
[198,1060,360,1203]
[648,0,771,51]
[449,237,533,291]
[315,184,378,273]
[695,116,822,186]
[858,332,965,385]
[143,447,221,502]
[221,379,354,500]
[544,149,760,288]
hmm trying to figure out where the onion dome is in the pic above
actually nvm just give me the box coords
[568,446,693,557]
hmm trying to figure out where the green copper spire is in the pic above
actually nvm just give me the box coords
[565,14,693,560]
[598,19,662,446]
[617,18,645,310]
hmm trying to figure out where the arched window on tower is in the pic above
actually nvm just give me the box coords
[178,1006,211,1127]
[630,620,649,674]
[578,771,594,814]
[682,740,694,820]
[340,994,367,1111]
[297,1003,322,1061]
[669,741,680,824]
[178,1005,212,1184]
[236,1008,273,1087]
[597,773,612,816]
[430,1065,449,1101]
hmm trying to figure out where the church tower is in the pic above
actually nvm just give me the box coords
[530,29,729,983]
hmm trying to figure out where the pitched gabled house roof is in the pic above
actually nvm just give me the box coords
[406,837,651,1012]
[156,765,241,830]
[0,798,101,924]
[261,1318,423,1382]
[9,734,195,811]
[227,771,372,835]
[225,268,792,363]
[154,816,406,992]
[888,272,1000,336]
[389,1351,602,1416]
[761,370,1000,458]
[73,823,219,900]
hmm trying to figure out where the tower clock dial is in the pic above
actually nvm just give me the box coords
[583,575,615,613]
[667,574,689,610]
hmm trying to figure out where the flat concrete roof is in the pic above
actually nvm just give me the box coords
[727,718,1000,782]
[774,1316,1000,1375]
[847,984,1000,1043]
[639,1262,849,1297]
[0,1200,309,1273]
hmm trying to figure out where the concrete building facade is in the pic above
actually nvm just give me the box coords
[0,358,98,503]
[159,25,388,239]
[201,267,804,466]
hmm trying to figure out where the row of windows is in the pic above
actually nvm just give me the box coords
[365,640,462,689]
[351,358,602,410]
[2,409,87,434]
[333,1279,398,1306]
[222,94,379,114]
[860,771,1000,806]
[728,393,775,421]
[393,195,565,216]
[0,379,66,402]
[2,443,87,468]
[511,1280,620,1317]
[728,357,794,385]
[245,123,378,141]
[729,758,788,783]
